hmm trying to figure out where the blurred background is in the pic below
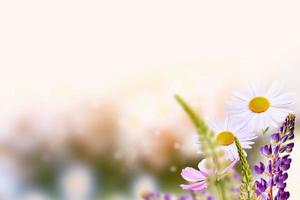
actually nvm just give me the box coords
[1,0,300,199]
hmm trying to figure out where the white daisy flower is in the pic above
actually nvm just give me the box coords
[209,117,257,160]
[227,82,294,133]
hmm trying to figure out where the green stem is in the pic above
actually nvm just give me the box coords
[175,95,209,134]
[175,95,227,200]
[234,137,253,200]
[217,180,227,200]
[175,95,221,167]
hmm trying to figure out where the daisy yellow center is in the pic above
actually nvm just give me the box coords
[216,131,235,146]
[248,96,270,113]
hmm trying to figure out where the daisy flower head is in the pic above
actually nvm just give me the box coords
[180,158,237,191]
[228,82,294,133]
[209,117,257,160]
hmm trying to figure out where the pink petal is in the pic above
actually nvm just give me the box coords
[220,159,238,175]
[181,167,206,182]
[180,181,208,191]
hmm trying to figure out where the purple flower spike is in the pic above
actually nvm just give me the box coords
[255,114,295,200]
[266,160,272,174]
[273,145,280,155]
[163,194,172,200]
[254,162,265,174]
[280,157,292,171]
[260,144,272,156]
[255,178,267,193]
[281,135,289,143]
[287,133,294,140]
[275,190,290,200]
[286,143,294,153]
[179,196,190,200]
[271,133,281,143]
[268,178,274,188]
[279,145,287,153]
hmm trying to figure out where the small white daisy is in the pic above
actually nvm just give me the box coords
[209,117,257,160]
[227,82,294,133]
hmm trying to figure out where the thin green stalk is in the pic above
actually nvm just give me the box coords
[175,95,220,167]
[234,137,255,200]
[175,95,209,134]
[216,180,227,200]
[175,95,227,200]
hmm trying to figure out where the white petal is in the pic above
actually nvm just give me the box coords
[232,92,250,102]
[256,114,269,132]
[268,107,293,123]
[227,99,248,112]
[230,145,239,160]
[238,134,257,141]
[208,119,222,133]
[270,93,295,107]
[224,116,230,130]
[264,111,279,127]
[245,113,258,131]
[265,81,283,98]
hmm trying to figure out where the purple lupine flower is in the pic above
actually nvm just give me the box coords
[254,178,267,195]
[163,194,173,200]
[271,133,281,143]
[260,144,272,156]
[254,114,295,200]
[206,196,215,200]
[178,196,191,200]
[141,192,161,200]
[254,162,265,174]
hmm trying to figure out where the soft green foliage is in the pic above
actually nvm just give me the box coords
[175,95,236,200]
[234,137,258,200]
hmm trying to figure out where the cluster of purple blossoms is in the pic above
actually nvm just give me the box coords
[254,114,295,200]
